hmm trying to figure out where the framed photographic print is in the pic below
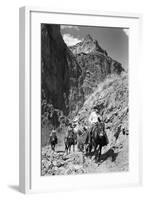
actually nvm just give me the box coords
[19,6,142,193]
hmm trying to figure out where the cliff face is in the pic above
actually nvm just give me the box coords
[70,34,124,97]
[41,24,81,117]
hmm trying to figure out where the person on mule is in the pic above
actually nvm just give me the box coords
[50,129,58,152]
[90,116,109,161]
[64,124,77,154]
[96,117,109,146]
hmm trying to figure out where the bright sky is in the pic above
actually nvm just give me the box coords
[61,25,129,70]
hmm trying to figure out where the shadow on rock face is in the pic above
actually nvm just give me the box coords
[86,148,119,163]
[56,150,65,154]
[85,150,95,158]
[99,148,119,163]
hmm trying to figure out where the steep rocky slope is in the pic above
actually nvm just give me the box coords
[75,73,128,130]
[73,72,129,171]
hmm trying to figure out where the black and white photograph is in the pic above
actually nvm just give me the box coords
[41,23,129,176]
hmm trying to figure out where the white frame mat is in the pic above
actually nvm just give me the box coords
[19,6,142,194]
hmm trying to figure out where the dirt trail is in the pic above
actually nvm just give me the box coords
[41,135,128,176]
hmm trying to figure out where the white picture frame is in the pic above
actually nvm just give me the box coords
[19,6,142,194]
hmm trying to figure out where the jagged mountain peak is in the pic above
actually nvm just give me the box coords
[70,34,106,55]
[83,34,94,42]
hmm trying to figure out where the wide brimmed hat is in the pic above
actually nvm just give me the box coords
[93,106,99,111]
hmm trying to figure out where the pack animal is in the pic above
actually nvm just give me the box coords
[50,131,58,151]
[64,128,77,154]
[73,125,85,152]
[86,120,109,161]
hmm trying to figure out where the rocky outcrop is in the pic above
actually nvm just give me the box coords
[70,34,124,97]
[41,150,86,176]
[70,34,107,55]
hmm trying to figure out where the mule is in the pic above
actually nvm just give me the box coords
[91,122,108,161]
[64,128,77,154]
[73,125,87,152]
[86,122,108,161]
[50,133,58,152]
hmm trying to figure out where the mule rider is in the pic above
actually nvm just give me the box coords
[89,106,109,148]
[50,129,58,151]
[95,116,109,146]
[64,124,77,153]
